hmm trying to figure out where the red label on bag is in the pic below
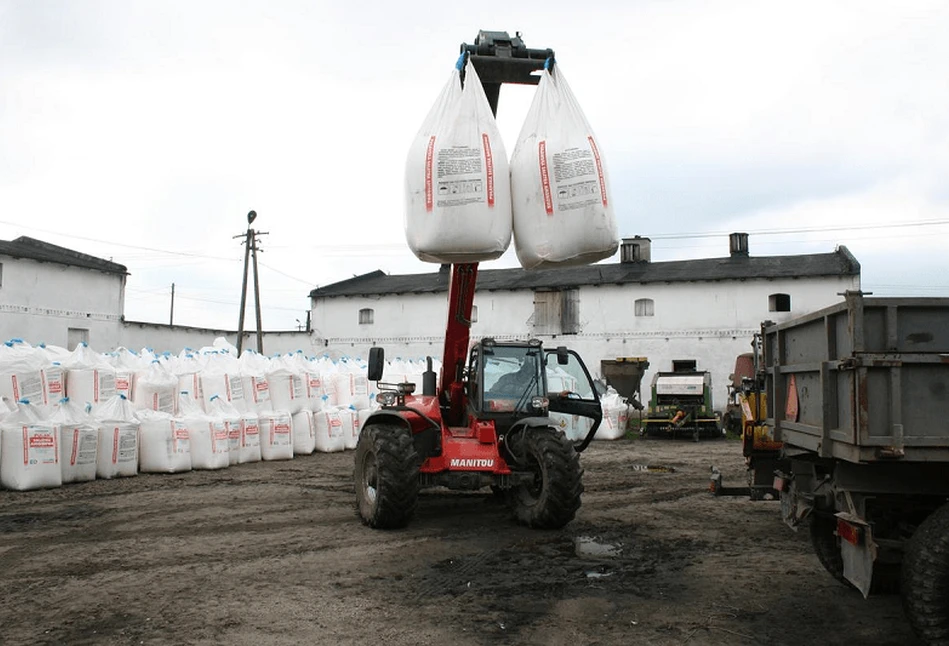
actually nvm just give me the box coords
[538,140,553,215]
[482,133,495,207]
[588,135,607,207]
[71,429,80,466]
[425,136,436,212]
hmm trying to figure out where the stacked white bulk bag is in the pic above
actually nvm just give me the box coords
[200,351,245,413]
[405,57,512,263]
[258,410,293,461]
[596,387,629,440]
[178,393,229,470]
[37,343,71,364]
[0,340,50,410]
[291,409,316,455]
[339,406,358,451]
[239,350,272,413]
[138,409,191,473]
[240,410,262,464]
[63,343,117,413]
[94,394,139,479]
[509,62,619,269]
[303,366,325,413]
[317,358,339,408]
[314,407,346,453]
[0,399,62,490]
[334,360,371,411]
[268,359,305,415]
[132,361,177,415]
[172,352,205,411]
[50,398,98,484]
[207,395,242,466]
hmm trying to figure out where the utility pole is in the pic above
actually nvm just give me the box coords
[234,210,268,355]
[170,283,175,325]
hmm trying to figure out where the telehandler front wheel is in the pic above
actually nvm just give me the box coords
[509,426,583,529]
[354,423,419,529]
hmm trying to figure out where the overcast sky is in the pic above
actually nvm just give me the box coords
[2,0,947,332]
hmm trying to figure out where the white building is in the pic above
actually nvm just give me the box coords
[309,234,861,408]
[0,236,127,350]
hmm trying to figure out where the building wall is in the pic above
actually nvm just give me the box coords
[0,256,125,349]
[119,323,315,356]
[310,273,860,411]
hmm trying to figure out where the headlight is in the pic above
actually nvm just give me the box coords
[376,391,398,406]
[531,396,549,411]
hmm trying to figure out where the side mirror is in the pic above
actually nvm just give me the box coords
[367,347,385,382]
[556,346,569,365]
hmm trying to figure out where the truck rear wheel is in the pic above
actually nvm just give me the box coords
[509,426,583,529]
[810,513,900,595]
[902,503,949,645]
[354,423,419,529]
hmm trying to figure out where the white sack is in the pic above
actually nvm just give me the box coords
[240,412,262,464]
[138,409,191,473]
[207,395,242,466]
[200,352,245,413]
[94,395,139,479]
[239,350,272,413]
[340,406,358,451]
[132,361,177,415]
[291,409,316,455]
[0,400,62,490]
[258,410,293,461]
[64,343,117,412]
[405,58,512,263]
[510,64,619,269]
[314,408,346,453]
[177,394,229,470]
[268,366,305,415]
[49,398,98,484]
[595,387,629,440]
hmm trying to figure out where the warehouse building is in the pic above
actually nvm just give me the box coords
[309,233,861,407]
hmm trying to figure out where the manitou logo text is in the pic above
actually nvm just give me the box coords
[450,458,495,468]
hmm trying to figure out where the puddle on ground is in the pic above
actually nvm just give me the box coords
[631,464,676,473]
[575,536,622,558]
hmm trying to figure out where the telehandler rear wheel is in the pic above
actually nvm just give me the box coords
[509,426,583,529]
[354,423,419,529]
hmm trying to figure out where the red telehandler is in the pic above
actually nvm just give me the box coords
[355,31,604,530]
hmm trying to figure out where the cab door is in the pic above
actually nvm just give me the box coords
[545,348,603,451]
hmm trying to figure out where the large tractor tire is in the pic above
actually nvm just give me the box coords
[809,513,900,595]
[509,426,583,529]
[902,503,949,645]
[354,423,419,529]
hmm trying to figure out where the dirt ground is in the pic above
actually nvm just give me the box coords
[0,436,921,646]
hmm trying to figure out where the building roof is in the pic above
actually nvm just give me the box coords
[309,246,860,298]
[0,236,129,276]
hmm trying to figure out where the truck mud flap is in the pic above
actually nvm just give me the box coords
[836,512,876,599]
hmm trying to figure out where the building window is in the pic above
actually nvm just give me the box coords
[471,305,478,323]
[358,308,374,325]
[634,298,654,317]
[769,293,791,312]
[67,328,89,350]
[532,289,579,335]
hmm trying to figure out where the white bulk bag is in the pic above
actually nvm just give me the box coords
[291,409,316,455]
[94,395,139,479]
[138,409,191,473]
[0,399,62,490]
[314,408,346,453]
[172,352,205,410]
[405,58,512,263]
[596,387,629,440]
[239,350,273,413]
[258,410,293,461]
[132,361,177,415]
[207,395,242,466]
[0,340,49,407]
[268,365,305,415]
[510,63,619,269]
[240,411,262,464]
[63,343,117,412]
[333,370,371,411]
[339,406,358,451]
[177,393,229,470]
[200,351,245,413]
[49,398,98,484]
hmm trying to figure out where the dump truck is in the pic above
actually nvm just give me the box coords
[766,292,949,645]
[641,367,721,440]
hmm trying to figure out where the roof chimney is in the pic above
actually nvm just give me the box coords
[729,232,749,257]
[620,236,651,263]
